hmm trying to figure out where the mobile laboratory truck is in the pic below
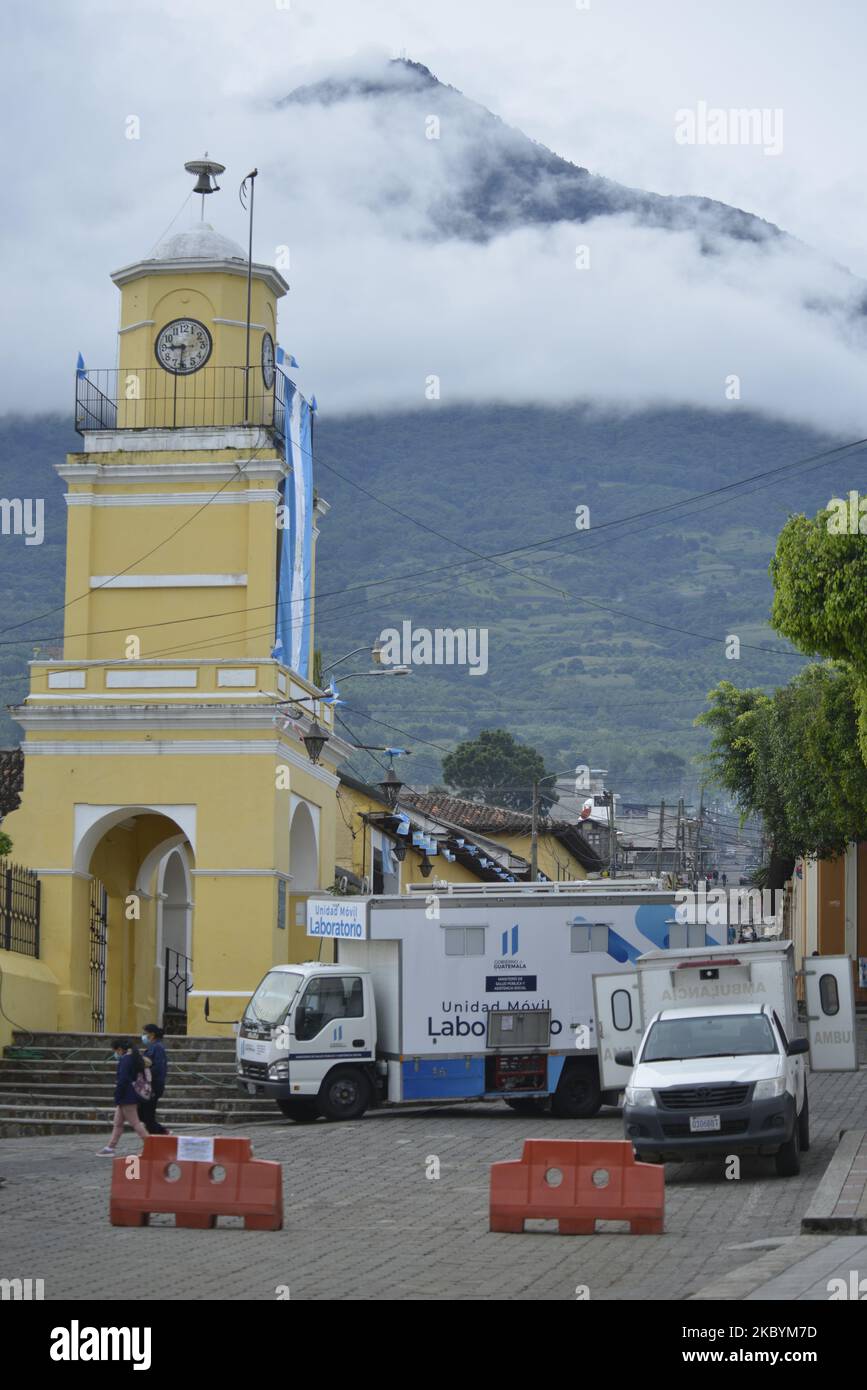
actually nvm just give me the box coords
[593,940,857,1175]
[226,881,736,1123]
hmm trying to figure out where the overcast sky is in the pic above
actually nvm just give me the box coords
[3,0,867,430]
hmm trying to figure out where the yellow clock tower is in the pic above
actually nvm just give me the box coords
[3,162,349,1039]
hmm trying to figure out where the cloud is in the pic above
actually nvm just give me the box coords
[2,24,867,437]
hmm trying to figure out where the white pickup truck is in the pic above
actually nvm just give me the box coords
[594,941,857,1177]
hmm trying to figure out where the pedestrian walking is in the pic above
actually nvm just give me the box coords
[96,1039,150,1155]
[138,1023,170,1135]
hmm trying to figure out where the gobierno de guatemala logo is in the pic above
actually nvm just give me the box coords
[494,924,527,970]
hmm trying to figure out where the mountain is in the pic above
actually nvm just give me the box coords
[279,59,782,246]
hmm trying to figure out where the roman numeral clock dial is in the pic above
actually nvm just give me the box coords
[155,318,213,374]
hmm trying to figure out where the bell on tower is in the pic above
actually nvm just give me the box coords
[184,155,225,216]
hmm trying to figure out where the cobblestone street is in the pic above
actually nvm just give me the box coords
[2,1039,865,1301]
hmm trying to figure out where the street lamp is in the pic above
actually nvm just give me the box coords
[377,764,404,809]
[301,719,329,766]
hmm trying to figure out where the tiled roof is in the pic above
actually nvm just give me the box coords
[401,791,603,872]
[401,791,534,834]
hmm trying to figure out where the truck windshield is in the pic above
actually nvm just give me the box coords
[245,971,304,1027]
[642,1013,778,1062]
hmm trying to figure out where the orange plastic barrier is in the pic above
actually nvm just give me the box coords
[490,1138,664,1235]
[109,1135,283,1230]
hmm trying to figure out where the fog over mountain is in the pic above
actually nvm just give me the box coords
[3,53,867,433]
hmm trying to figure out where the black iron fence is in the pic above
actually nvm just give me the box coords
[89,878,108,1032]
[75,365,287,441]
[0,862,40,958]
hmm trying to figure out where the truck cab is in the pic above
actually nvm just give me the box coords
[618,1003,809,1175]
[235,963,379,1122]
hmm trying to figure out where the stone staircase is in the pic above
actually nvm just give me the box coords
[0,1031,281,1138]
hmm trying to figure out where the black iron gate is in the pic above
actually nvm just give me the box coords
[164,948,192,1029]
[89,878,108,1032]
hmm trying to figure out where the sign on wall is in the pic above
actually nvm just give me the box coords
[306,898,368,939]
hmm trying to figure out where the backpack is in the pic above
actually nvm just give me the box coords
[133,1069,152,1100]
[131,1050,152,1100]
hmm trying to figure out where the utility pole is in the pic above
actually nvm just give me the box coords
[675,798,684,881]
[696,788,705,887]
[656,799,665,878]
[530,779,539,881]
[606,788,617,879]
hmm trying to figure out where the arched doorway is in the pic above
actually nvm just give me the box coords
[73,805,196,1034]
[155,848,193,1030]
[288,799,320,958]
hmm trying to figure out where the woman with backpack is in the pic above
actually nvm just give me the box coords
[96,1039,151,1155]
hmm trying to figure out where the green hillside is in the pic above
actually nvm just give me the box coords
[0,405,844,798]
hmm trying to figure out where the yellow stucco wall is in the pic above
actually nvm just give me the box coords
[0,951,59,1052]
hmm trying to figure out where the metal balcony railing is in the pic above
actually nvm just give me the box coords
[74,366,287,441]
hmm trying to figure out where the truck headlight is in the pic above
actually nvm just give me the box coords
[753,1077,786,1100]
[268,1061,290,1079]
[624,1086,656,1107]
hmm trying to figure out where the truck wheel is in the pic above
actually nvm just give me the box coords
[798,1087,810,1152]
[317,1067,370,1122]
[774,1122,801,1177]
[277,1099,319,1123]
[505,1097,550,1116]
[551,1061,602,1119]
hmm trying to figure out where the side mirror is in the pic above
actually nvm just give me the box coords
[787,1037,810,1056]
[614,1049,634,1068]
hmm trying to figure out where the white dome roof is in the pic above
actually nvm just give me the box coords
[152,222,246,263]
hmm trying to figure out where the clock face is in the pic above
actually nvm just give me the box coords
[154,318,212,374]
[261,332,275,388]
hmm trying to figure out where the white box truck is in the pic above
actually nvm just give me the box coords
[593,941,857,1176]
[219,882,736,1123]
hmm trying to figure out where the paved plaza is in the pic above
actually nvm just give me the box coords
[2,1032,866,1301]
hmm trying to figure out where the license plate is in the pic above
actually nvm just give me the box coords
[247,1082,257,1095]
[689,1114,721,1133]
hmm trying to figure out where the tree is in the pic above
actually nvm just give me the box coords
[770,500,867,757]
[441,728,556,813]
[697,666,867,860]
[0,831,11,857]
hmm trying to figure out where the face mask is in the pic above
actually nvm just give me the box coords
[141,1035,150,1044]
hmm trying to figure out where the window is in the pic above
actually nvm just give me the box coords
[372,847,384,895]
[611,989,633,1032]
[570,923,611,953]
[819,974,840,1017]
[641,1012,777,1063]
[295,975,364,1041]
[443,927,485,957]
[245,971,303,1027]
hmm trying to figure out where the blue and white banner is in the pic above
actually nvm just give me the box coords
[273,373,314,679]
